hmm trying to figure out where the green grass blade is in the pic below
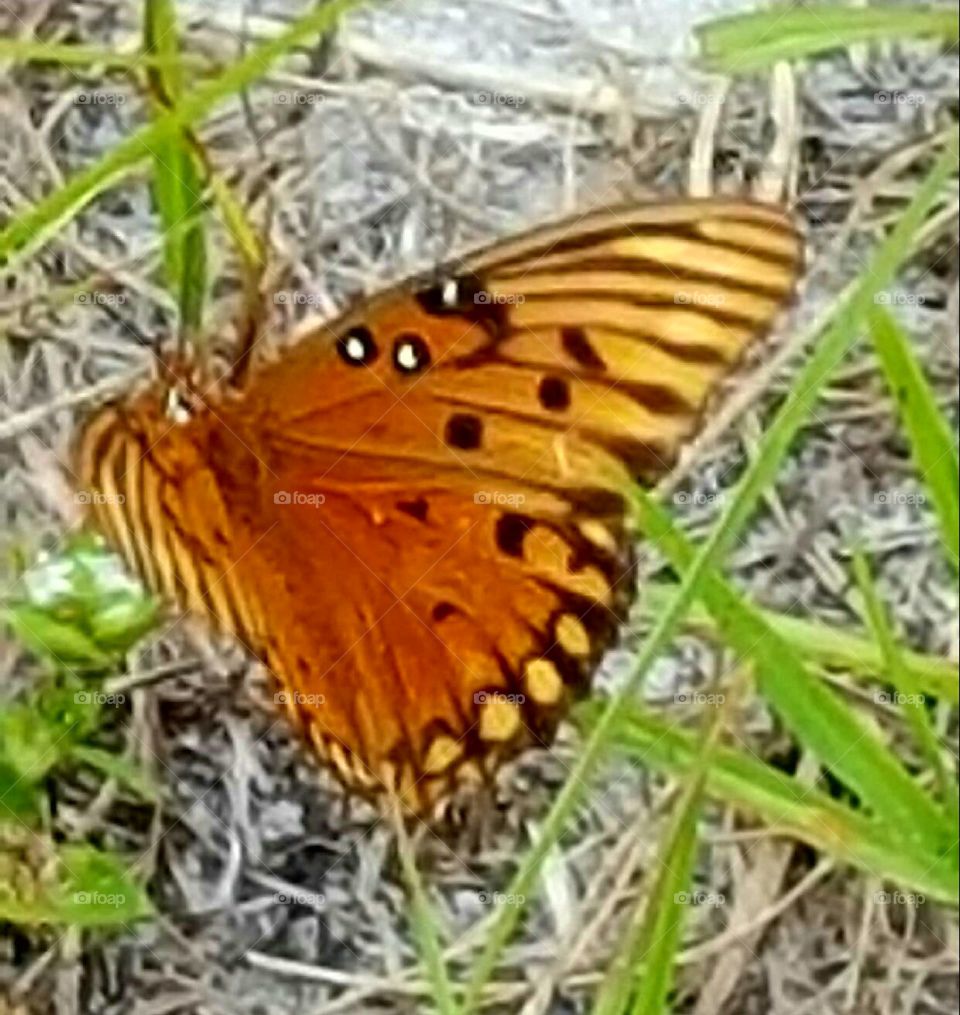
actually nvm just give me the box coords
[144,0,209,333]
[698,3,958,73]
[593,717,718,1015]
[577,701,958,904]
[0,37,210,71]
[0,0,365,268]
[869,306,960,570]
[640,583,958,703]
[393,812,457,1015]
[851,549,957,825]
[460,128,958,1015]
[635,490,951,849]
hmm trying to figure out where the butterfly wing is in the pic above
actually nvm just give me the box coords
[76,198,802,815]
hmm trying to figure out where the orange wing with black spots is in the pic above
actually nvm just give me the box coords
[75,198,802,815]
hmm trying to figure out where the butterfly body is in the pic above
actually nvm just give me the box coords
[75,199,802,815]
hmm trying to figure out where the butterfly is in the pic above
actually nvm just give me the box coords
[74,198,803,816]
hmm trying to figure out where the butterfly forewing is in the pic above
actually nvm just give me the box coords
[75,198,802,816]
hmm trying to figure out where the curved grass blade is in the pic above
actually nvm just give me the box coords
[851,548,958,827]
[868,306,959,571]
[144,0,209,335]
[634,489,952,850]
[640,583,957,703]
[698,4,958,73]
[577,700,958,905]
[593,714,719,1015]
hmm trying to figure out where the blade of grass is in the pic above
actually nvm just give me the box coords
[144,0,209,334]
[0,0,365,267]
[576,700,958,904]
[868,306,959,570]
[634,489,951,847]
[698,4,958,73]
[461,129,958,1015]
[640,583,958,703]
[0,38,210,71]
[392,809,457,1015]
[850,548,957,826]
[593,712,719,1015]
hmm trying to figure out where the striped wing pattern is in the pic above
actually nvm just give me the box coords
[75,198,802,816]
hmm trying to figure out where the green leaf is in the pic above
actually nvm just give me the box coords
[868,306,960,570]
[698,3,958,73]
[851,548,957,827]
[144,0,209,333]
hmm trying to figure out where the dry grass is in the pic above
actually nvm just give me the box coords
[0,1,957,1013]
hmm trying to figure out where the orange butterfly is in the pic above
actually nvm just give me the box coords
[74,198,803,816]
